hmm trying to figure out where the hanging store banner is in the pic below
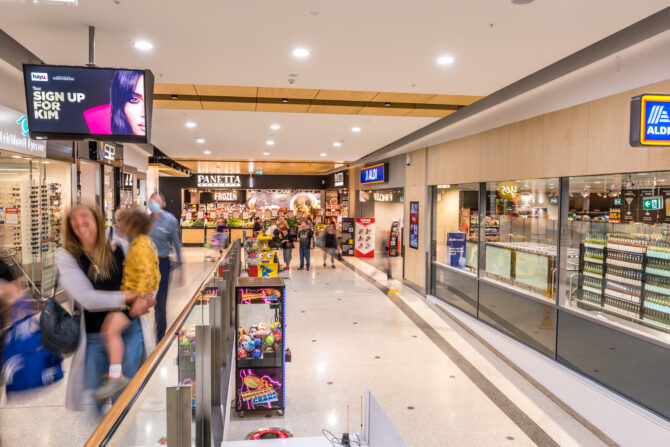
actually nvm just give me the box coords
[497,182,519,200]
[354,218,375,258]
[630,94,670,147]
[0,104,46,158]
[360,163,386,185]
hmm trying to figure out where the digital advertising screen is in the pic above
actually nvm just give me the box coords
[22,64,154,143]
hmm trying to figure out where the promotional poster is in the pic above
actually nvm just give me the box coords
[355,218,375,258]
[409,202,419,249]
[446,232,466,269]
[23,64,153,142]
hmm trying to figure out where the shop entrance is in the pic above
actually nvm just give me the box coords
[357,188,404,279]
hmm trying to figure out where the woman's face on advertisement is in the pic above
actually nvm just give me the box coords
[124,74,145,135]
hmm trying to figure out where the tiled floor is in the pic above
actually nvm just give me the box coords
[224,251,607,446]
[0,247,215,447]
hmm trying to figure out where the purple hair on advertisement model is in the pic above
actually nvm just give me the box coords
[110,70,142,134]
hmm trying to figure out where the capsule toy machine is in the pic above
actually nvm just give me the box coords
[235,277,286,416]
[256,235,279,277]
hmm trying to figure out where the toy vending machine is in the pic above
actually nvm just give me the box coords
[235,277,286,416]
[387,219,401,257]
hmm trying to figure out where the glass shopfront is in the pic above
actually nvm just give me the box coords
[430,171,670,421]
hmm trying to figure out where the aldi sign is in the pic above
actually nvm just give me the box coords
[630,94,670,146]
[360,163,386,185]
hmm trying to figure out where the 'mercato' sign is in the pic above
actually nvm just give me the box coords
[197,174,241,188]
[630,94,670,146]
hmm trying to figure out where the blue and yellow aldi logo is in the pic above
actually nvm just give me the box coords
[630,94,670,146]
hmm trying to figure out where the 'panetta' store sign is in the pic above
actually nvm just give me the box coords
[630,94,670,147]
[0,104,46,157]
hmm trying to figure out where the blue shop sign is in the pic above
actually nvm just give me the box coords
[630,94,670,147]
[360,163,386,184]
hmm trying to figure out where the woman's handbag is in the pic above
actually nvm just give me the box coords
[40,297,80,356]
[2,298,63,392]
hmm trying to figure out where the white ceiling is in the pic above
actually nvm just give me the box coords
[0,0,667,161]
[151,109,433,161]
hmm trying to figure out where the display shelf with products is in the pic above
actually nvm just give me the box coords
[484,216,499,242]
[235,277,286,415]
[468,214,479,241]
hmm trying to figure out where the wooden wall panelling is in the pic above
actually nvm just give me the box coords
[479,125,511,182]
[194,85,257,97]
[153,99,202,110]
[506,116,544,180]
[587,91,649,175]
[315,90,378,101]
[542,104,589,178]
[154,83,198,95]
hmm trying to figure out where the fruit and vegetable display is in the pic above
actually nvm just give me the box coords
[181,219,205,227]
[237,321,282,360]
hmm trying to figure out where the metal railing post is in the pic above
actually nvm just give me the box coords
[166,385,191,447]
[195,325,212,447]
[209,295,221,405]
[216,277,229,368]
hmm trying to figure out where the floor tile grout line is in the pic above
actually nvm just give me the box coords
[336,255,560,447]
[429,300,620,447]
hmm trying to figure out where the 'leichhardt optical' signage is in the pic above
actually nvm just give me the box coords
[214,191,239,201]
[197,174,242,188]
[0,104,46,158]
[360,163,386,185]
[630,94,670,146]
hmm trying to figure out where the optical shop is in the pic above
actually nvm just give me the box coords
[425,86,670,422]
[0,104,74,297]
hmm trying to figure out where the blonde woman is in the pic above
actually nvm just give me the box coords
[56,205,155,411]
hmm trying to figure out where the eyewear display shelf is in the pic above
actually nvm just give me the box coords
[577,234,670,330]
[235,277,286,417]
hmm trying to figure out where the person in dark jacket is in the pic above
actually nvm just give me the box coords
[297,222,314,271]
[322,222,338,268]
[253,217,263,237]
[279,224,294,270]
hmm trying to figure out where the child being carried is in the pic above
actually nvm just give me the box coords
[94,209,160,400]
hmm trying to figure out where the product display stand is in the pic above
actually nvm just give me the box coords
[235,277,286,416]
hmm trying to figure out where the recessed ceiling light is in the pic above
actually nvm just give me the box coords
[292,48,310,58]
[333,142,342,147]
[203,150,211,155]
[134,40,153,51]
[263,151,271,156]
[511,0,534,4]
[437,55,454,66]
[270,124,280,130]
[11,155,21,159]
[196,138,205,143]
[41,161,50,164]
[320,153,327,157]
[266,140,275,146]
[351,126,361,133]
[186,122,196,128]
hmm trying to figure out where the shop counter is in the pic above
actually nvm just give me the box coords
[181,226,205,246]
[230,227,248,242]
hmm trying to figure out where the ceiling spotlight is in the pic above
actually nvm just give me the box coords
[270,124,280,130]
[11,155,21,159]
[203,150,211,155]
[171,94,179,100]
[384,102,391,107]
[292,48,310,58]
[320,153,327,157]
[511,0,535,4]
[263,151,271,156]
[196,138,205,143]
[281,98,289,103]
[351,126,361,133]
[134,40,153,51]
[266,140,275,146]
[186,122,196,128]
[437,55,454,66]
[333,142,342,147]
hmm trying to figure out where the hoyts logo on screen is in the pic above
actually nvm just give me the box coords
[31,72,48,82]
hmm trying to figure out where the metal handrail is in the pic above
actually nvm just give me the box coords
[84,240,240,447]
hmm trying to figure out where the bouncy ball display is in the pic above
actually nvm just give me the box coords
[252,349,263,359]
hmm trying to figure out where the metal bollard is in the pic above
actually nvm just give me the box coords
[195,325,212,447]
[166,385,192,447]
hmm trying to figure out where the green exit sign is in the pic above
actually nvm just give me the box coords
[642,196,664,210]
[255,169,264,175]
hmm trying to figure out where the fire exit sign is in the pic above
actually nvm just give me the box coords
[642,196,664,211]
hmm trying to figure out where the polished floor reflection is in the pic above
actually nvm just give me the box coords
[224,251,607,447]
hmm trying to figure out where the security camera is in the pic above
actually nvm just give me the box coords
[406,154,412,166]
